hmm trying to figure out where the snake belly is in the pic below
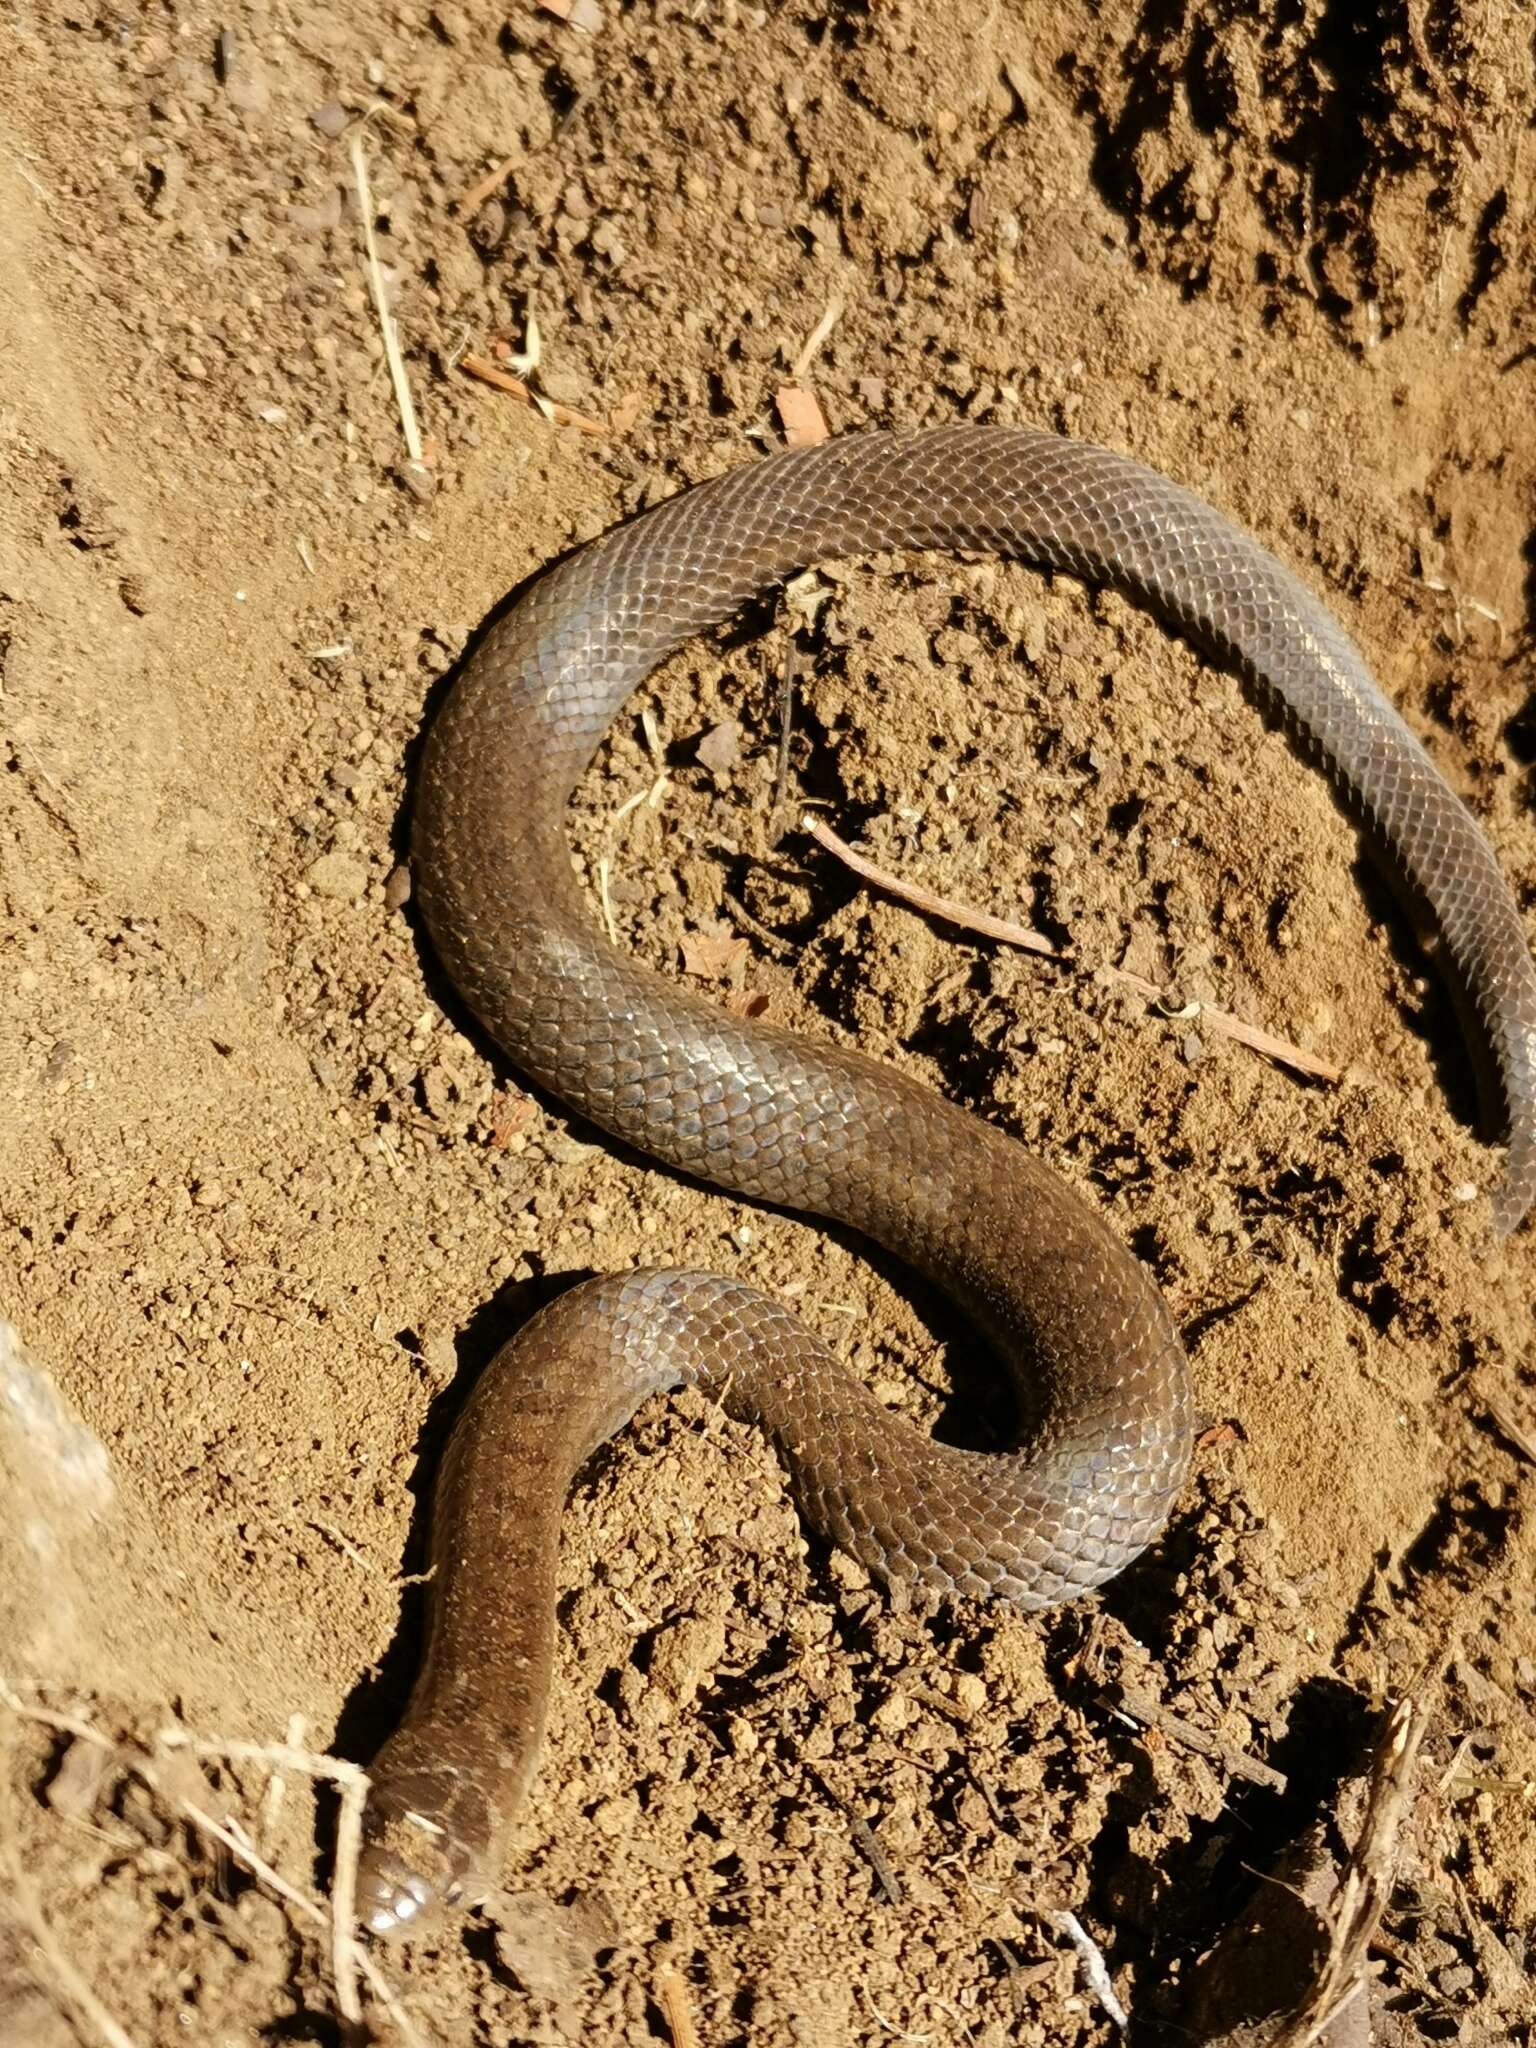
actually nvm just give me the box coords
[355,426,1536,1935]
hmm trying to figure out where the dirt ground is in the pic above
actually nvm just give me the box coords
[3,2,1535,2043]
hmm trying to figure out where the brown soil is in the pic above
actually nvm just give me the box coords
[3,4,1534,2045]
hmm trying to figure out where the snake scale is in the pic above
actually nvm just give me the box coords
[354,426,1536,1934]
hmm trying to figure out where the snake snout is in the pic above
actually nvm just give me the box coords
[355,1845,454,1939]
[357,1764,486,1938]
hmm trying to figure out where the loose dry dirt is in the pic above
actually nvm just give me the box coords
[3,4,1535,2045]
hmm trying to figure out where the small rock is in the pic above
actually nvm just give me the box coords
[648,1613,727,1707]
[45,1735,113,1819]
[871,1691,913,1735]
[492,1887,620,2001]
[589,1793,638,1838]
[695,717,740,778]
[726,1714,758,1757]
[384,864,412,910]
[43,1040,76,1086]
[951,1672,987,1715]
[223,51,271,115]
[420,1334,458,1387]
[395,459,436,502]
[310,100,349,138]
[306,850,367,902]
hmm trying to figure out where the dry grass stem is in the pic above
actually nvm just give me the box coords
[1,1692,416,2043]
[803,813,1340,1085]
[1112,1679,1288,1793]
[349,127,423,463]
[790,297,844,380]
[1484,1395,1536,1463]
[155,1726,372,2023]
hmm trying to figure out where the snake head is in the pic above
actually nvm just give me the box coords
[356,1764,494,1939]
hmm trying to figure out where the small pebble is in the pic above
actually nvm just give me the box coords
[395,459,436,502]
[306,850,368,902]
[695,717,740,777]
[311,101,348,137]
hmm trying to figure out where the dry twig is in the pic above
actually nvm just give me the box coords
[802,813,1340,1085]
[1484,1396,1536,1464]
[0,1689,417,2044]
[1263,1693,1430,2047]
[456,153,518,215]
[460,350,608,435]
[789,297,844,380]
[1047,1909,1129,2032]
[770,643,799,841]
[156,1728,372,2028]
[656,1964,700,2048]
[1110,1680,1288,1794]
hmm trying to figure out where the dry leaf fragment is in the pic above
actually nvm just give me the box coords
[540,0,603,28]
[776,384,829,448]
[681,922,750,982]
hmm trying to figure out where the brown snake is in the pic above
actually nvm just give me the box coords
[356,426,1536,1935]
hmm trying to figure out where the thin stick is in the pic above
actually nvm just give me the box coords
[460,351,608,436]
[1,1695,416,2043]
[155,1729,371,2024]
[349,128,422,462]
[1047,1909,1129,2032]
[656,1965,700,2048]
[1270,1693,1429,2048]
[803,813,1340,1085]
[1111,1681,1288,1794]
[1484,1396,1536,1464]
[330,1770,369,2025]
[813,1771,903,1904]
[176,1799,419,2043]
[259,1713,307,1842]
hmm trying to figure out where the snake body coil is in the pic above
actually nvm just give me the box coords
[357,428,1536,1935]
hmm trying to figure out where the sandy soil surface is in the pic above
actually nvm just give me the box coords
[3,3,1535,2044]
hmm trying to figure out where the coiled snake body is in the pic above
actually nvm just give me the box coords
[357,427,1536,1934]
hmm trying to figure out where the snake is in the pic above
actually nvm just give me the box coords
[354,426,1536,1936]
